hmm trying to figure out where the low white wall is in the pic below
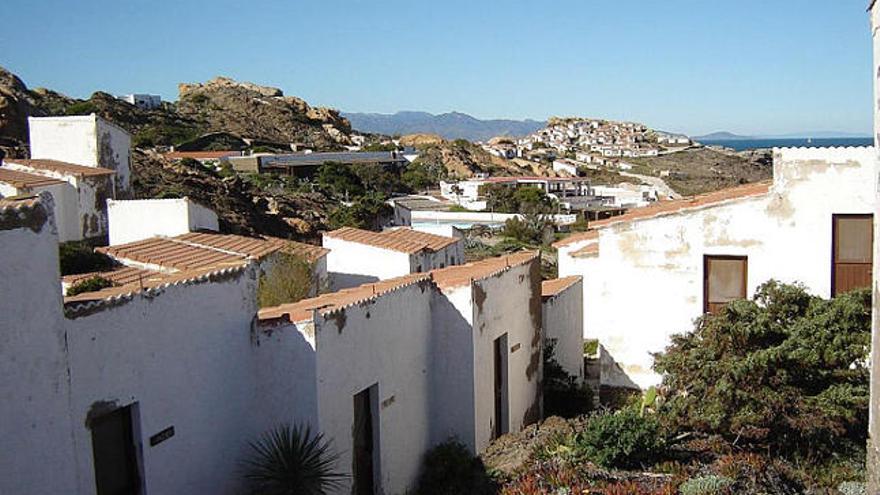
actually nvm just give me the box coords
[108,198,219,246]
[543,280,585,382]
[558,146,877,389]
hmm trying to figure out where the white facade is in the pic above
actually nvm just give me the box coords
[28,114,132,198]
[542,277,585,382]
[0,196,316,495]
[552,159,579,176]
[322,229,465,290]
[557,146,876,389]
[258,252,542,493]
[107,198,219,245]
[3,160,116,241]
[0,178,81,241]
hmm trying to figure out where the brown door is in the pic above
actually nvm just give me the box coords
[704,255,748,314]
[493,334,508,440]
[833,214,873,296]
[353,387,375,495]
[91,405,140,495]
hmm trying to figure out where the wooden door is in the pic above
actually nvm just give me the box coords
[833,214,873,296]
[704,255,748,314]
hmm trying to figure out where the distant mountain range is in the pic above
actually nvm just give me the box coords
[693,131,871,141]
[342,111,545,142]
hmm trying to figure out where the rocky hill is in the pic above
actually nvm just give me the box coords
[176,77,351,149]
[0,66,352,157]
[412,139,542,179]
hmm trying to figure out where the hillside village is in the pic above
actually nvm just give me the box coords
[2,11,880,492]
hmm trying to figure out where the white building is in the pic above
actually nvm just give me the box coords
[121,94,162,110]
[323,226,465,290]
[555,146,876,389]
[552,158,580,176]
[542,276,585,382]
[0,158,116,241]
[107,197,219,246]
[28,114,132,198]
[0,194,314,495]
[257,251,542,494]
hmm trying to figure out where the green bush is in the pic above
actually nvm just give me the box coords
[678,475,733,495]
[316,162,365,198]
[257,254,314,308]
[327,194,392,230]
[500,214,549,246]
[59,241,115,276]
[66,276,114,296]
[575,407,667,469]
[416,439,496,495]
[65,101,98,115]
[241,424,346,495]
[654,281,871,457]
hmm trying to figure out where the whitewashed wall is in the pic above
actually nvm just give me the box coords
[543,279,585,382]
[313,280,435,495]
[323,236,414,290]
[559,147,877,389]
[470,261,542,452]
[28,115,131,198]
[107,198,219,246]
[0,199,79,494]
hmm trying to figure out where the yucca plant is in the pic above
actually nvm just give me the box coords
[242,424,347,495]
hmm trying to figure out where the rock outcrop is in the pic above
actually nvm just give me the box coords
[176,77,352,149]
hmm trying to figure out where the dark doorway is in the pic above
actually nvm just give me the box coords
[704,255,748,314]
[353,385,379,495]
[493,334,509,440]
[833,214,873,296]
[91,404,140,495]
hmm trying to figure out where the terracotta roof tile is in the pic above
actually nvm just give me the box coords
[98,233,327,272]
[258,273,430,324]
[0,195,41,210]
[541,276,582,298]
[6,159,115,177]
[325,227,460,254]
[63,263,249,309]
[62,266,162,288]
[0,168,66,188]
[571,243,599,258]
[553,181,771,248]
[431,250,538,290]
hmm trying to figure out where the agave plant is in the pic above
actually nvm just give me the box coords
[242,424,347,495]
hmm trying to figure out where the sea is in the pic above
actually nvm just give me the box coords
[699,137,873,151]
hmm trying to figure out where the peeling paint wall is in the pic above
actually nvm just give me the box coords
[0,204,78,494]
[314,281,435,495]
[470,260,542,453]
[559,147,876,389]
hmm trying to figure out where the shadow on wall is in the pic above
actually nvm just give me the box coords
[428,290,477,452]
[598,344,641,393]
[330,273,381,291]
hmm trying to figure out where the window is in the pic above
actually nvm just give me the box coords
[832,214,873,296]
[91,404,141,495]
[703,255,748,314]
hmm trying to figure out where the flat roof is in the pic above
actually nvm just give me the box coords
[165,151,241,160]
[259,151,408,168]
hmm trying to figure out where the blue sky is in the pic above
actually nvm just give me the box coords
[0,0,873,136]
